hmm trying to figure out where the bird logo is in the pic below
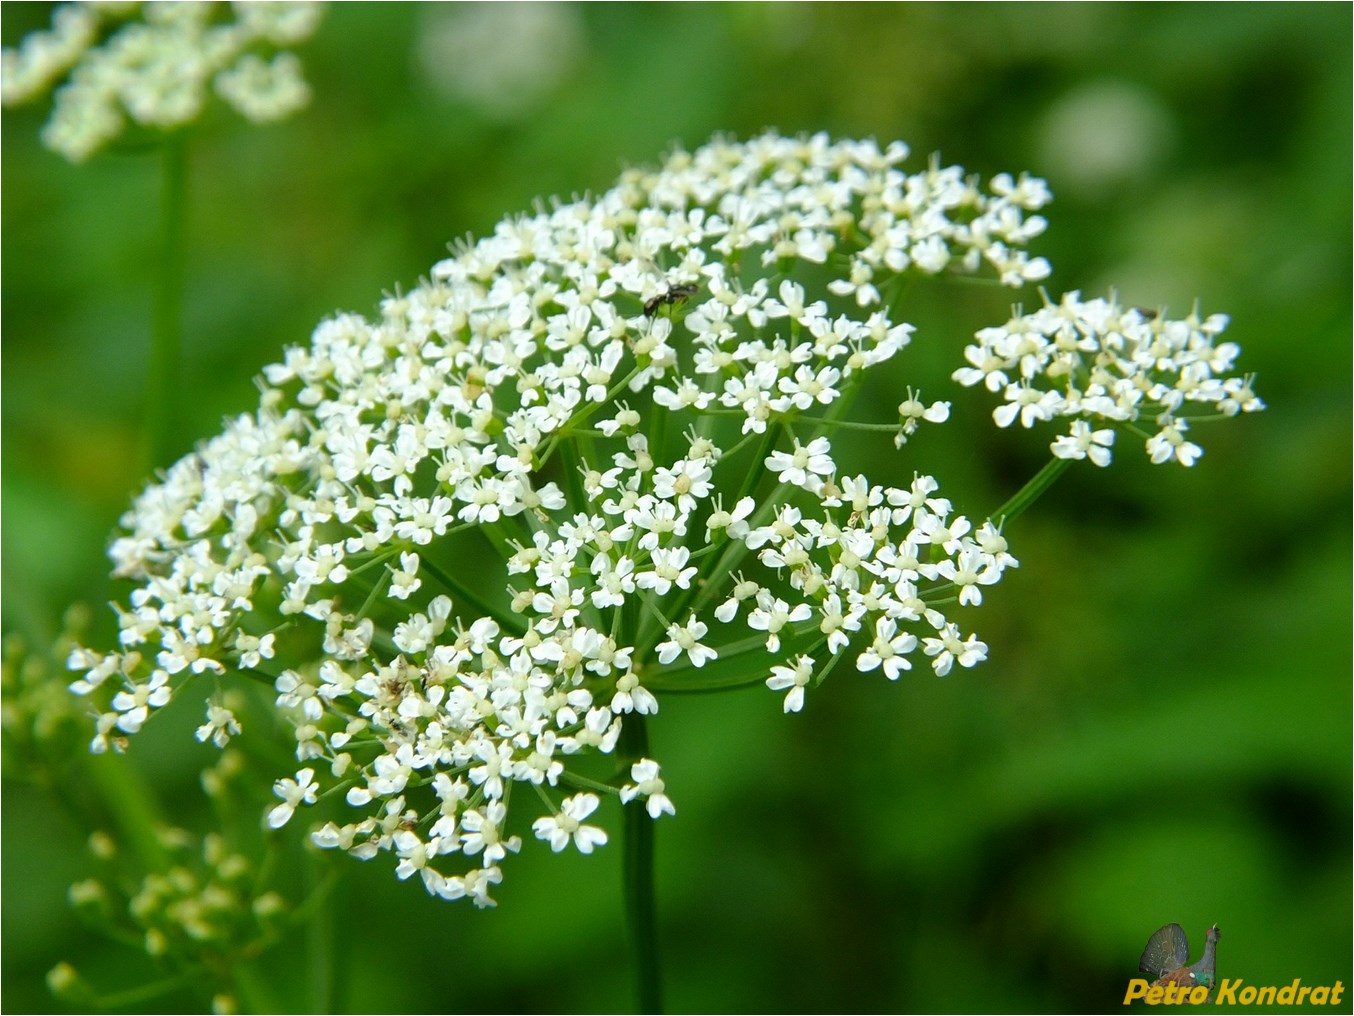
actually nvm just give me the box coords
[1139,923,1221,996]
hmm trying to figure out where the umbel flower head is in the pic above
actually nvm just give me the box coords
[68,132,1260,907]
[954,292,1264,466]
[1,1,324,162]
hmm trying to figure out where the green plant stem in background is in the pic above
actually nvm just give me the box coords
[86,754,171,875]
[619,713,662,1014]
[230,957,284,1015]
[81,972,198,1011]
[304,857,335,1014]
[143,136,187,472]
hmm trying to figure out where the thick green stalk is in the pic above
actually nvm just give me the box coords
[620,713,662,1014]
[988,456,1073,528]
[144,136,187,471]
[305,857,335,1014]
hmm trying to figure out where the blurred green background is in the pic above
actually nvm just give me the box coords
[3,3,1349,1013]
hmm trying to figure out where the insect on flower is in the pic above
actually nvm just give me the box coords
[643,282,700,317]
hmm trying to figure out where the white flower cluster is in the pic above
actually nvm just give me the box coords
[954,291,1265,466]
[67,131,1255,906]
[1,1,323,162]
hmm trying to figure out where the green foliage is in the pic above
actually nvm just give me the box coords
[3,3,1348,1012]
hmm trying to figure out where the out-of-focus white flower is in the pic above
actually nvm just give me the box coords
[416,1,585,121]
[2,1,324,161]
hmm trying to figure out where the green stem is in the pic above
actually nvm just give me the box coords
[85,753,171,874]
[558,769,625,796]
[419,555,526,635]
[665,427,782,630]
[620,714,662,1014]
[799,418,900,433]
[988,456,1073,528]
[305,854,335,1014]
[87,972,200,1010]
[231,959,284,1014]
[144,135,187,471]
[886,272,917,319]
[536,363,646,467]
[643,668,769,694]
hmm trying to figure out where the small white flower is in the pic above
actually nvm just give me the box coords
[232,631,276,670]
[532,793,609,854]
[766,655,814,713]
[460,801,522,867]
[895,388,951,447]
[267,768,318,829]
[714,574,761,623]
[817,594,863,654]
[765,437,835,491]
[195,701,242,748]
[655,617,717,668]
[620,759,675,819]
[856,617,917,680]
[930,549,1002,607]
[611,672,658,715]
[389,551,423,599]
[111,671,172,733]
[1052,420,1116,467]
[747,594,812,653]
[635,546,697,595]
[922,624,988,677]
[215,52,311,123]
[1147,419,1203,467]
[705,495,755,542]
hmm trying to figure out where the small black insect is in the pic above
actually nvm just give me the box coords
[643,282,700,318]
[1133,306,1160,321]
